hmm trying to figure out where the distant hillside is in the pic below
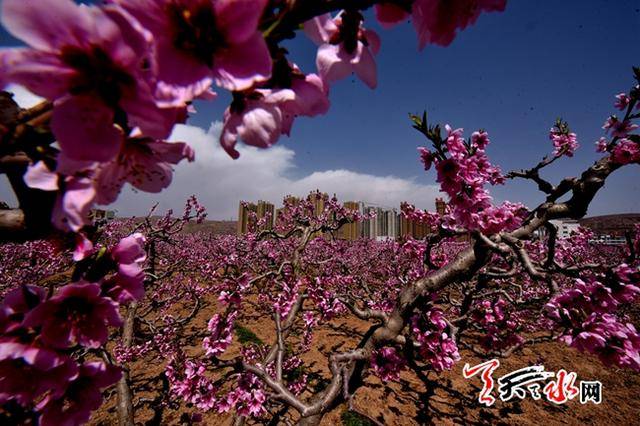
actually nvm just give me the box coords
[579,213,640,235]
[181,220,237,235]
[122,217,237,235]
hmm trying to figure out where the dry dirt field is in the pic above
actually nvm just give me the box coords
[92,302,640,426]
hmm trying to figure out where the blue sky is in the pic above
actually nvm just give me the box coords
[1,0,639,219]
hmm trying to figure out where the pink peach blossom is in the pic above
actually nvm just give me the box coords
[37,361,121,426]
[95,134,195,205]
[595,137,608,153]
[305,13,380,89]
[0,342,78,406]
[221,72,329,158]
[0,285,46,334]
[412,0,506,50]
[0,0,171,161]
[549,125,579,157]
[24,282,123,349]
[24,159,97,232]
[603,116,639,138]
[611,139,640,165]
[374,2,410,28]
[614,93,630,110]
[102,233,147,303]
[113,0,272,96]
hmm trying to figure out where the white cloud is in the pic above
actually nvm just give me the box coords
[5,84,45,108]
[109,123,440,219]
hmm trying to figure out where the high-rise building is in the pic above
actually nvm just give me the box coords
[237,200,274,234]
[386,209,400,239]
[286,195,301,205]
[239,197,443,240]
[237,201,257,235]
[355,203,401,240]
[256,200,274,230]
[308,192,328,238]
[274,207,282,225]
[274,195,301,226]
[337,201,362,240]
[309,192,327,217]
[435,198,447,216]
[399,202,431,239]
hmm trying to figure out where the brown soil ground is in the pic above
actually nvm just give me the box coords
[91,301,640,426]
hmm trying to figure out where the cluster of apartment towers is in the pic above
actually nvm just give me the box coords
[237,193,448,241]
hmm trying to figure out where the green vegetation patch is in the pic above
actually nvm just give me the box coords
[234,324,263,346]
[341,409,373,426]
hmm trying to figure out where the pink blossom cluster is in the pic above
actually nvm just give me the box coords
[101,233,147,303]
[112,316,178,364]
[410,308,460,371]
[273,279,302,317]
[614,93,632,110]
[546,268,640,371]
[308,277,343,320]
[304,12,380,89]
[471,298,523,350]
[203,311,237,358]
[220,66,330,159]
[0,285,122,424]
[273,191,372,235]
[399,237,428,280]
[262,353,308,396]
[0,238,71,296]
[300,311,318,352]
[0,0,201,231]
[168,340,306,417]
[401,202,443,230]
[0,0,253,230]
[166,357,218,411]
[611,139,640,165]
[473,299,506,325]
[218,373,266,417]
[552,227,595,265]
[62,232,147,305]
[603,116,639,138]
[375,0,506,50]
[419,125,527,234]
[267,0,507,147]
[594,87,639,161]
[182,195,208,224]
[0,232,147,424]
[365,292,396,314]
[549,120,579,157]
[370,347,406,382]
[561,313,640,371]
[202,273,249,359]
[547,274,640,323]
[113,339,152,365]
[595,136,609,153]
